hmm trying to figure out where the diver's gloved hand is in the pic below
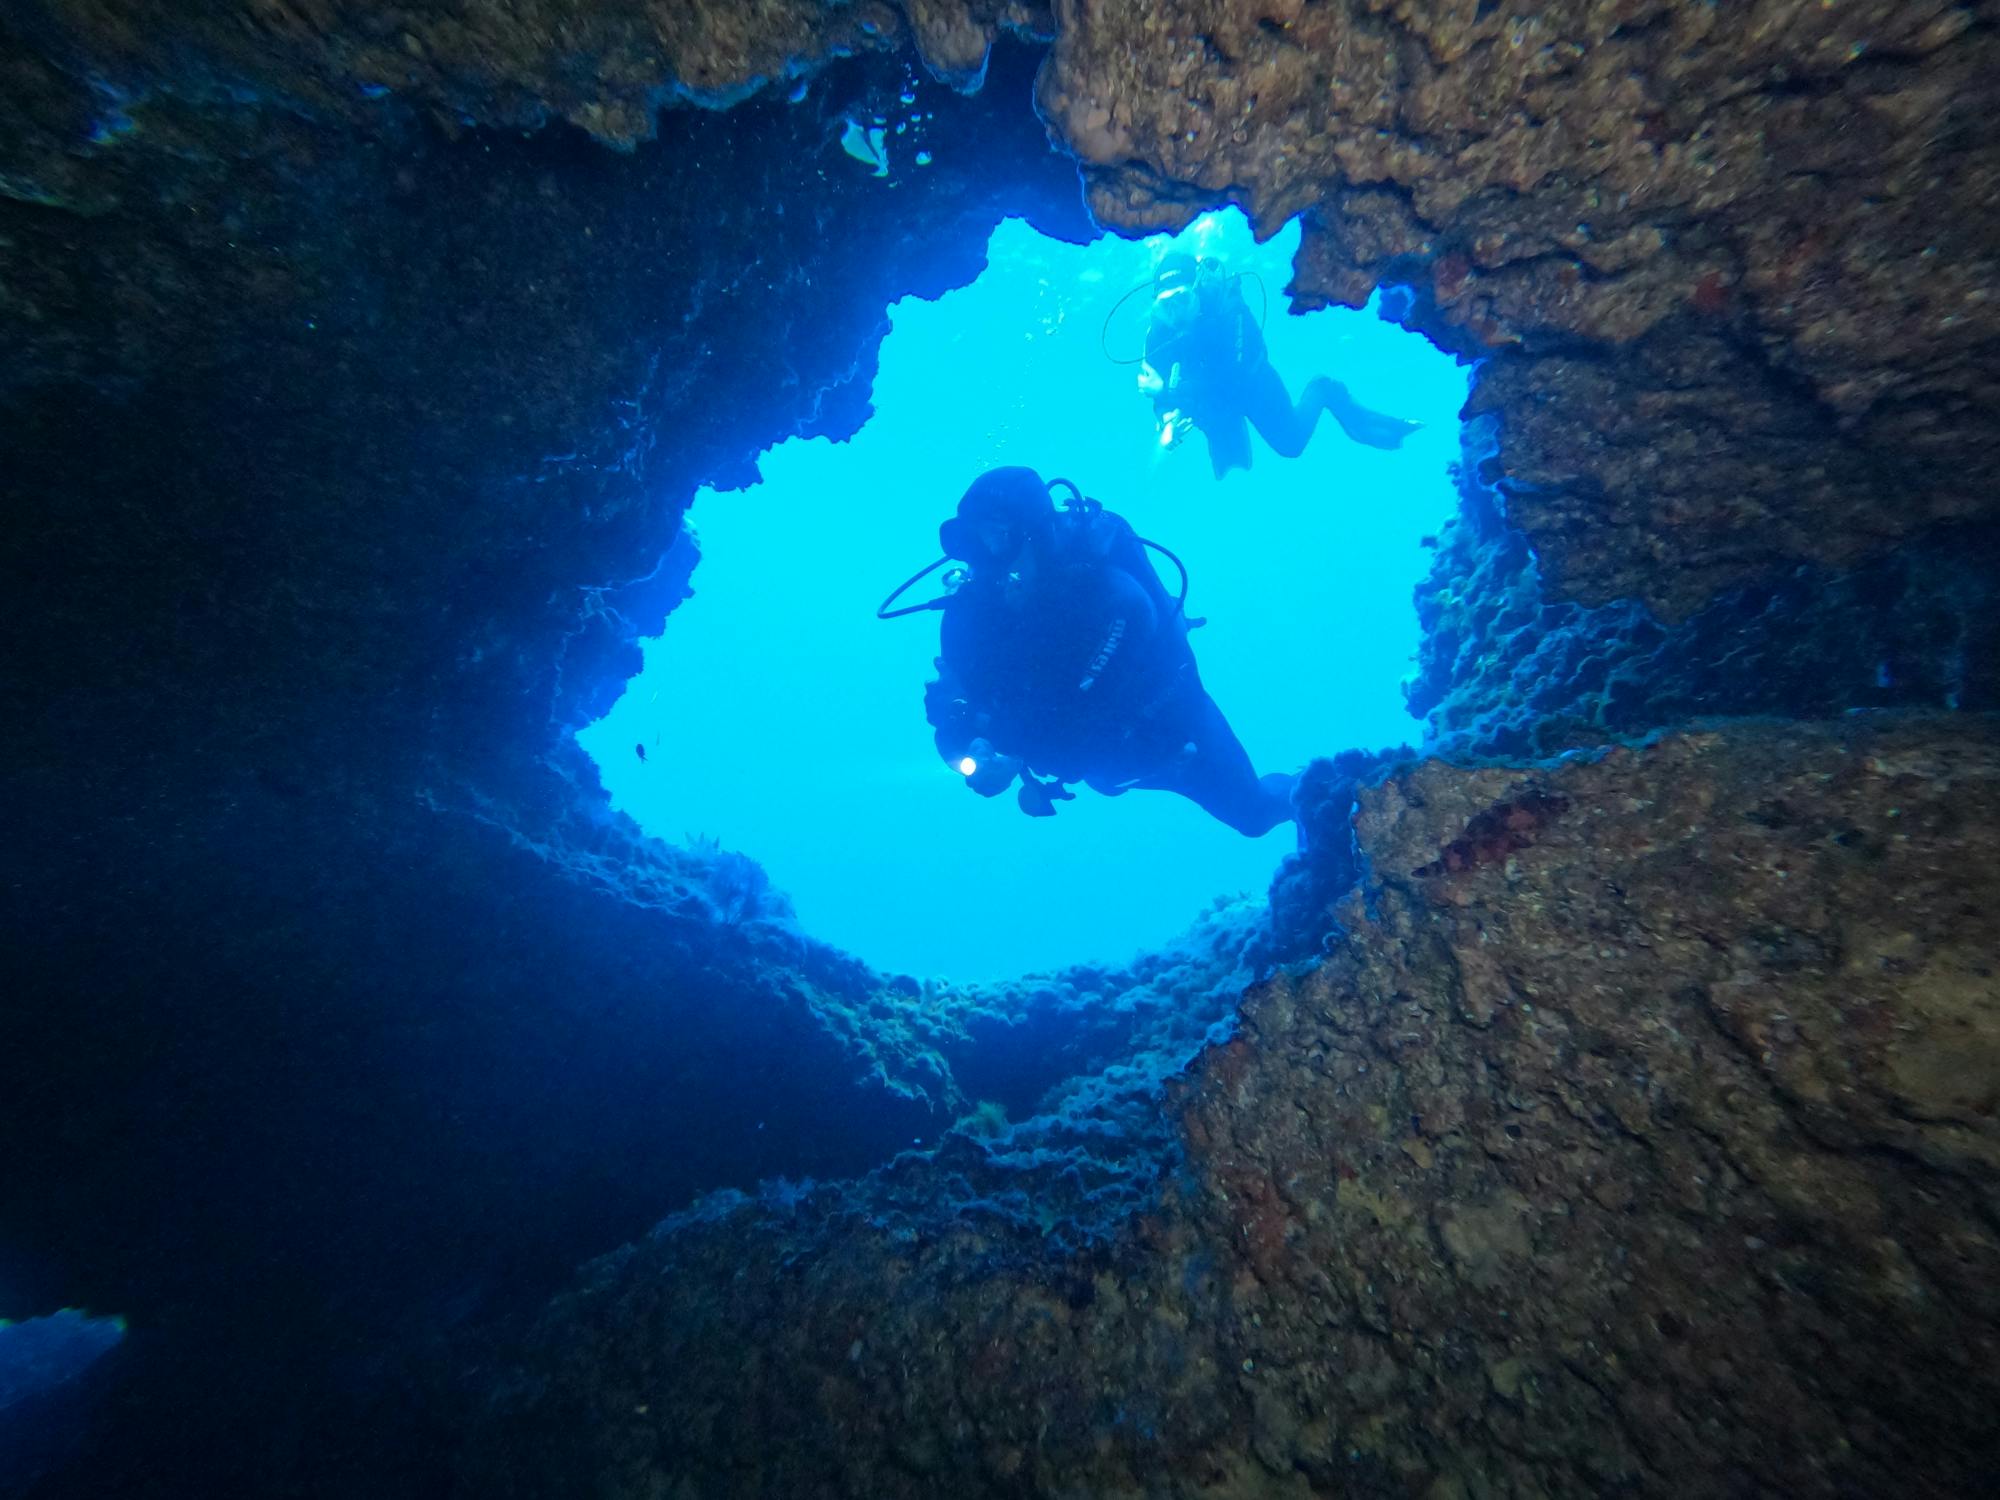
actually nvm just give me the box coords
[1158,409,1194,450]
[959,738,1021,798]
[1016,776,1076,819]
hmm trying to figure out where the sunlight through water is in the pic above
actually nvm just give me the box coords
[581,211,1468,979]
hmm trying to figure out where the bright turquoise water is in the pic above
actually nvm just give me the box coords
[580,211,1467,979]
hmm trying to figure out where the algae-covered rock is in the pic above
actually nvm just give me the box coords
[472,715,2000,1498]
[1406,439,2000,760]
[1038,0,2000,617]
[6,4,1999,1495]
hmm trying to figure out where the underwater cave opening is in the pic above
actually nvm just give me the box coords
[580,210,1468,980]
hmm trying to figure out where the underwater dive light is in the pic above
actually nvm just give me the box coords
[957,756,978,776]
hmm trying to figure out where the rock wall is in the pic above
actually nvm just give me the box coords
[472,716,2000,1498]
[0,29,1105,1497]
[6,1,1999,1495]
[1406,438,2000,759]
[15,2,1996,627]
[1039,0,2000,617]
[4,0,1043,157]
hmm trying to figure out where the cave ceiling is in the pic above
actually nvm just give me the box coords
[6,0,1996,629]
[5,6,1997,1493]
[475,716,2000,1499]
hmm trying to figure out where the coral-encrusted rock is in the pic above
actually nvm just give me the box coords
[1038,0,2000,616]
[1406,453,2000,760]
[2,0,1030,148]
[0,34,1093,1492]
[8,3,2000,1492]
[19,3,2000,620]
[472,715,2000,1498]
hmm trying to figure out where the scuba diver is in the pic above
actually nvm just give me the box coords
[1137,252,1422,478]
[878,467,1297,837]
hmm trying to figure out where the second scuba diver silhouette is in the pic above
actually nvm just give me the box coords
[878,467,1297,837]
[1139,252,1421,478]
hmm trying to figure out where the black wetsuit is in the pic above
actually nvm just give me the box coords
[926,506,1293,837]
[1144,271,1415,478]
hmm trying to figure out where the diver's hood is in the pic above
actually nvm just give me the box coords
[940,466,1057,562]
[1154,252,1200,292]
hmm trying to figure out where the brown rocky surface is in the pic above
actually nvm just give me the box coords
[1,0,1051,170]
[5,4,1999,1495]
[1402,457,2000,761]
[474,714,2000,1498]
[10,1,1997,616]
[1039,0,2000,616]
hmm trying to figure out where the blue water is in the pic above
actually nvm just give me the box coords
[581,211,1467,979]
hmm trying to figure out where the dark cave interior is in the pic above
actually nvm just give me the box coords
[4,3,1999,1496]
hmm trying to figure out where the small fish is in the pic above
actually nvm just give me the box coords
[635,743,647,762]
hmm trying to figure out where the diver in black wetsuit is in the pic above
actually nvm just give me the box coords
[900,467,1296,838]
[1140,252,1422,479]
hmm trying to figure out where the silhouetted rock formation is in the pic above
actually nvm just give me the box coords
[1,33,1099,1496]
[4,2,1996,1496]
[472,716,2000,1498]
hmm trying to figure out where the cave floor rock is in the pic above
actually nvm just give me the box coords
[7,5,2000,1496]
[473,714,2000,1499]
